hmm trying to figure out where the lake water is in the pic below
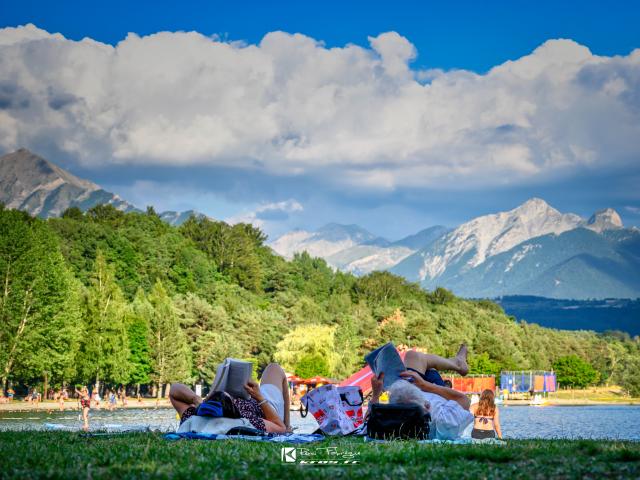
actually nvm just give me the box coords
[499,405,640,440]
[0,405,639,440]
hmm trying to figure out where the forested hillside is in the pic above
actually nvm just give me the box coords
[1,204,638,396]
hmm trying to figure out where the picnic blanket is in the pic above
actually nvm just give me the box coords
[364,436,470,444]
[364,436,505,445]
[164,432,325,444]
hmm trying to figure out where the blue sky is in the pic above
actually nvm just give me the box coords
[3,0,639,72]
[1,1,639,239]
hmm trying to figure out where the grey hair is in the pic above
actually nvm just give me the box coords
[388,380,429,414]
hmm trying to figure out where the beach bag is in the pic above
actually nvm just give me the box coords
[366,403,431,440]
[196,391,241,418]
[301,385,364,435]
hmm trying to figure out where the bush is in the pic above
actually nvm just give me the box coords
[469,352,501,376]
[620,357,640,397]
[430,287,455,305]
[274,324,340,376]
[553,355,600,388]
[295,354,331,378]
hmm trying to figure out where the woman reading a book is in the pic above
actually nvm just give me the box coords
[169,362,290,433]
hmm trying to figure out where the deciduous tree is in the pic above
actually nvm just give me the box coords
[275,325,340,377]
[78,250,131,388]
[553,355,600,388]
[0,209,82,388]
[146,281,192,396]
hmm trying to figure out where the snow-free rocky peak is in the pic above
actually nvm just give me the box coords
[0,148,100,214]
[0,148,204,224]
[0,148,128,217]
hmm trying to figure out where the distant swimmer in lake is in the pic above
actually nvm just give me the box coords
[470,389,502,440]
[75,386,91,431]
[170,361,290,434]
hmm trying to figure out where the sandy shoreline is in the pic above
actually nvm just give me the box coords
[1,397,639,413]
[0,399,173,412]
[502,399,640,406]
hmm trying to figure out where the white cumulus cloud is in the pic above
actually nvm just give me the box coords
[226,199,304,228]
[0,24,639,191]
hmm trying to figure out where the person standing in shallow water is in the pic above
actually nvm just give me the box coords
[470,389,502,440]
[107,389,117,411]
[57,389,65,411]
[92,387,101,409]
[75,386,91,431]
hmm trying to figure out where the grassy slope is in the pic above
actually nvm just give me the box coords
[551,386,640,403]
[1,433,638,479]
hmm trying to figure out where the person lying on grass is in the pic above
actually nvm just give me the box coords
[370,345,474,440]
[170,362,291,434]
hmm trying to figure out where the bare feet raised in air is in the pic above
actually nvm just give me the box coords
[455,343,469,376]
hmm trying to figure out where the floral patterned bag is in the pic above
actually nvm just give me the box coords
[301,384,363,435]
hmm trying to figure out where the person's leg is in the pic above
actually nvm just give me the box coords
[260,363,290,429]
[82,406,89,430]
[404,345,469,376]
[169,383,202,416]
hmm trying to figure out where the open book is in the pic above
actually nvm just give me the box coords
[365,342,406,389]
[211,358,253,399]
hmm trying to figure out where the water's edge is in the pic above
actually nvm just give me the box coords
[1,405,639,440]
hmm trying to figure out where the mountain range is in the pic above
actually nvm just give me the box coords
[270,223,449,275]
[2,148,639,300]
[271,200,640,300]
[0,149,203,225]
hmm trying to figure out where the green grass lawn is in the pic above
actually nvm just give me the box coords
[550,386,639,404]
[1,432,639,479]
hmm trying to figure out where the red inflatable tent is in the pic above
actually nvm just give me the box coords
[339,350,410,395]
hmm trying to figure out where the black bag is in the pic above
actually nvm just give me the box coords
[225,426,264,436]
[366,403,431,440]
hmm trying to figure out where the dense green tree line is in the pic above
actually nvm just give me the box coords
[0,204,638,396]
